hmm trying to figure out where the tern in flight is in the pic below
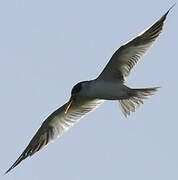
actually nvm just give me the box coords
[5,6,174,174]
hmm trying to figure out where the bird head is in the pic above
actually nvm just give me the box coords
[65,81,89,114]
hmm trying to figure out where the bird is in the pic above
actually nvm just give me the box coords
[5,5,174,174]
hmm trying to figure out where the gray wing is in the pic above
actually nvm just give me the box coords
[97,6,173,82]
[5,99,103,174]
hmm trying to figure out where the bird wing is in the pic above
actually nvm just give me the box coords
[97,6,173,82]
[5,99,103,174]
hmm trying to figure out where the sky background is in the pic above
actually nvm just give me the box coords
[1,1,177,180]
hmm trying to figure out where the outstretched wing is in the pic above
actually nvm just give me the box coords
[97,6,173,82]
[5,99,103,174]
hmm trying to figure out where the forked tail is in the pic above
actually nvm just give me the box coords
[119,87,159,117]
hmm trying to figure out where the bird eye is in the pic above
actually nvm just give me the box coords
[71,82,82,95]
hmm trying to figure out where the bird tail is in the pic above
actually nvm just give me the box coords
[119,87,159,117]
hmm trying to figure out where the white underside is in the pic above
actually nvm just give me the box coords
[82,80,130,100]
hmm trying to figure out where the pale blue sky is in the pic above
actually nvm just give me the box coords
[1,1,178,180]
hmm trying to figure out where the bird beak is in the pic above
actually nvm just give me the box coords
[65,97,74,114]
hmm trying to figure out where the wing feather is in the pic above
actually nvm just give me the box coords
[5,99,103,174]
[97,6,173,82]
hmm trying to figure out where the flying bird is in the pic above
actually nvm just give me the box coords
[5,6,174,174]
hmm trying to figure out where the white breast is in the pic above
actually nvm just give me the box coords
[85,80,130,100]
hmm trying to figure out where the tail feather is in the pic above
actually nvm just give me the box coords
[119,87,159,117]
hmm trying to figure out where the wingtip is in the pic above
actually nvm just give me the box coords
[4,165,13,175]
[166,4,176,15]
[4,154,25,175]
[4,164,14,175]
[4,165,16,175]
[169,3,176,11]
[4,168,11,175]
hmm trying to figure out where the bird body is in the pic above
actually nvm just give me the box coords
[5,5,174,174]
[75,80,130,100]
